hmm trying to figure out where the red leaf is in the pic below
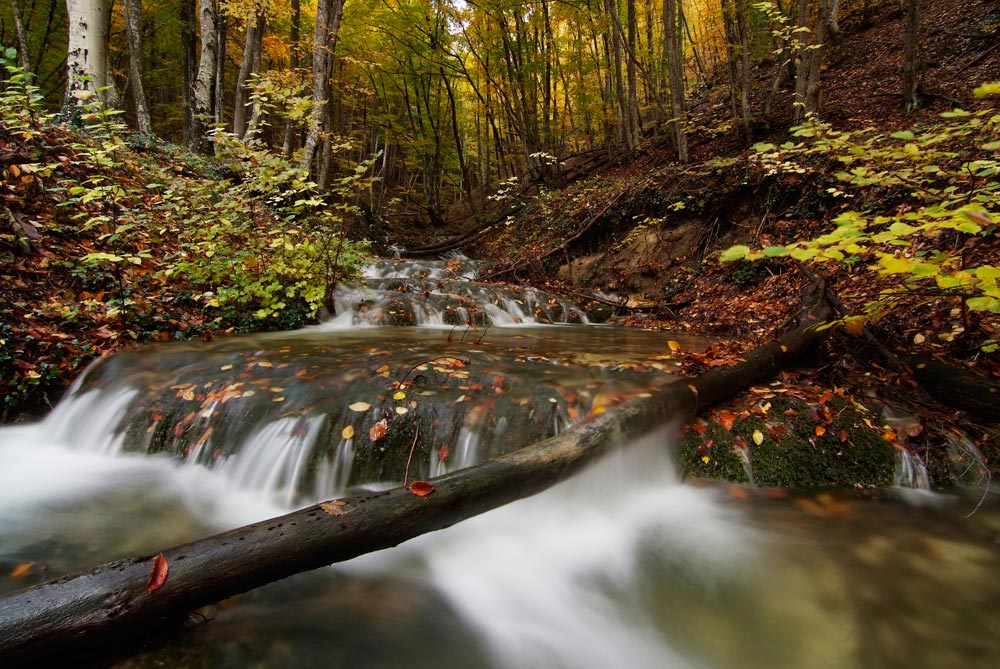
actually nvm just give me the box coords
[146,554,169,594]
[438,443,450,462]
[409,480,434,497]
[369,418,389,441]
[717,410,737,431]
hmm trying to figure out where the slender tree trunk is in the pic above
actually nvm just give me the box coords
[663,0,688,163]
[9,0,32,74]
[902,0,920,112]
[213,13,226,130]
[234,10,265,138]
[123,0,152,134]
[301,0,347,177]
[281,0,302,158]
[191,0,218,152]
[181,0,197,145]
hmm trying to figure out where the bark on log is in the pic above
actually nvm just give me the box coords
[0,294,831,665]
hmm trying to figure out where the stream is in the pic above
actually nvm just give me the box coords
[1,260,999,668]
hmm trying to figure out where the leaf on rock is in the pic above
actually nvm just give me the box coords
[348,401,371,412]
[409,480,435,497]
[752,430,764,446]
[342,425,355,440]
[146,554,169,594]
[370,418,389,441]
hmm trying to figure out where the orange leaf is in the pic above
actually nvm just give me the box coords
[370,418,389,441]
[815,425,826,437]
[717,410,737,431]
[409,480,435,496]
[146,554,169,594]
[438,443,450,462]
[320,500,350,516]
[10,562,33,578]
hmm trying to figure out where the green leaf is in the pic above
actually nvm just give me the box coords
[877,255,913,274]
[719,245,751,262]
[890,130,915,140]
[751,142,776,153]
[763,245,789,257]
[973,82,1000,98]
[966,297,1000,313]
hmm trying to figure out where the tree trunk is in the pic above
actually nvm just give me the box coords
[181,0,197,146]
[301,0,347,176]
[9,0,32,74]
[65,0,117,107]
[190,0,218,152]
[902,0,920,112]
[123,0,152,135]
[281,0,302,158]
[0,292,831,666]
[663,0,688,163]
[234,9,265,139]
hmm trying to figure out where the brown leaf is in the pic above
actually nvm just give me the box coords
[409,480,435,497]
[146,554,169,594]
[320,500,350,516]
[717,410,737,431]
[438,443,450,462]
[369,418,389,441]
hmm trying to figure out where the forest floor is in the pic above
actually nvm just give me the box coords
[2,0,998,489]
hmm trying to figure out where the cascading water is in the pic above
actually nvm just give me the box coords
[2,258,999,668]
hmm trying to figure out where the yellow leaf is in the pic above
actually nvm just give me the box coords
[667,340,682,352]
[761,401,771,414]
[701,455,711,464]
[342,425,355,439]
[256,361,273,368]
[393,391,406,400]
[913,333,925,344]
[752,429,764,445]
[348,401,371,412]
[395,406,409,415]
[273,396,285,402]
[220,364,233,371]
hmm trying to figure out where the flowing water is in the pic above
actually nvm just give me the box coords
[1,260,999,668]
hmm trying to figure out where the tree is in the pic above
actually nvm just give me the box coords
[65,0,117,106]
[123,0,153,134]
[191,0,219,152]
[902,0,919,112]
[662,0,687,162]
[300,0,347,181]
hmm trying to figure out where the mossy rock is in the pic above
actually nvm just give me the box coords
[681,394,895,489]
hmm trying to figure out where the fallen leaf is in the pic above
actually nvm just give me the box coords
[409,480,435,496]
[146,554,169,594]
[752,429,764,445]
[395,406,409,415]
[348,401,372,412]
[10,563,33,578]
[342,425,355,440]
[728,484,748,501]
[667,340,682,352]
[320,500,350,515]
[392,391,406,400]
[438,443,450,462]
[717,410,737,431]
[815,425,826,437]
[370,418,389,441]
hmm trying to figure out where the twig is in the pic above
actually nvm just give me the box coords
[402,427,419,486]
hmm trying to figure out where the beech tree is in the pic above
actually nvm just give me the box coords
[65,0,117,106]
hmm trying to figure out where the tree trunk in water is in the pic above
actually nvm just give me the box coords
[0,292,832,666]
[301,0,347,177]
[902,0,920,112]
[123,0,152,135]
[663,0,688,163]
[190,0,218,153]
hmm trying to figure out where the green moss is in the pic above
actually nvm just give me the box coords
[681,395,895,488]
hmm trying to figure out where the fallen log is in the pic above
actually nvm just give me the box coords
[0,292,831,666]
